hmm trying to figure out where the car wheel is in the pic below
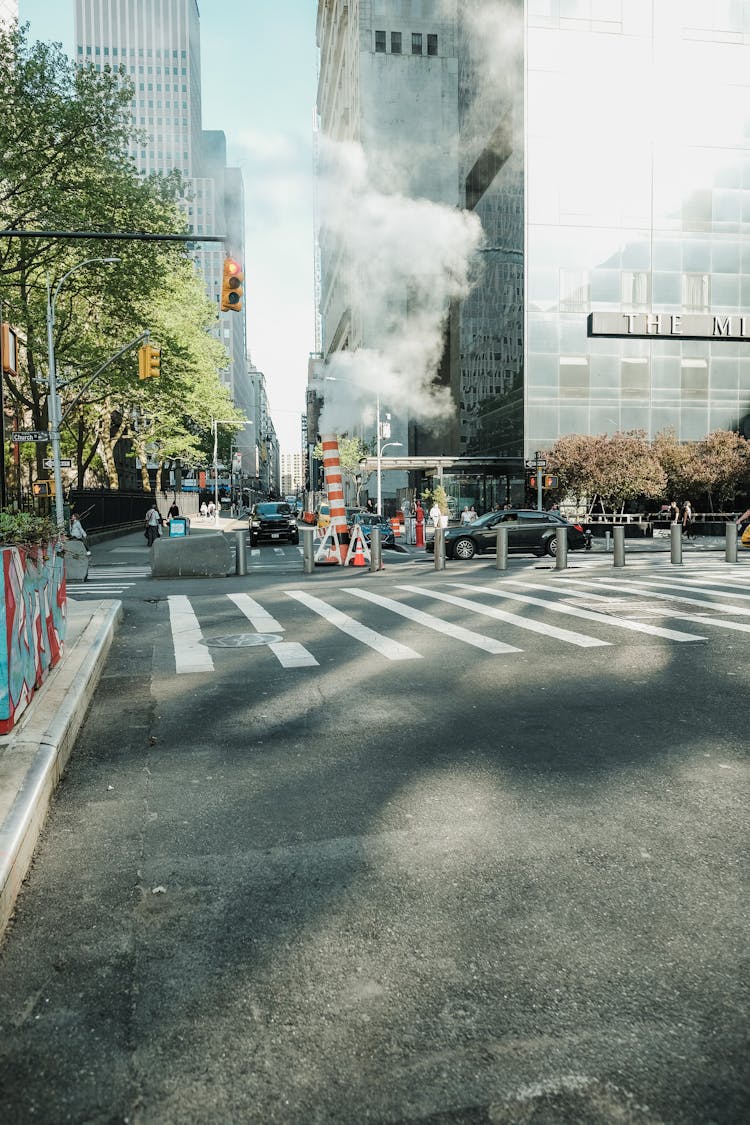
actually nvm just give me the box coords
[290,534,299,545]
[545,535,557,556]
[453,537,476,560]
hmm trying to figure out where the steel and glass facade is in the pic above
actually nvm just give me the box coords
[460,0,750,465]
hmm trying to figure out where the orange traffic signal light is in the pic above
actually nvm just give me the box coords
[528,474,558,489]
[221,257,244,312]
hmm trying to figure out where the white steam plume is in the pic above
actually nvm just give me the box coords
[317,137,483,435]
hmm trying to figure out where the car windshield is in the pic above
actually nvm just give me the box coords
[257,503,291,515]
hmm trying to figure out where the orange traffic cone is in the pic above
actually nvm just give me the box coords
[352,540,366,566]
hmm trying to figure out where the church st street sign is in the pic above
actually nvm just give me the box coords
[588,312,750,341]
[11,430,49,443]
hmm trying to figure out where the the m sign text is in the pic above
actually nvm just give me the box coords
[588,312,750,341]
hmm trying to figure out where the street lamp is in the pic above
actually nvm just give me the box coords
[377,440,403,516]
[46,257,120,527]
[212,417,248,525]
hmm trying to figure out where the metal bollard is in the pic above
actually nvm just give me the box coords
[433,527,446,571]
[301,526,315,574]
[235,528,247,576]
[495,524,508,570]
[726,522,738,564]
[370,525,382,572]
[613,524,625,567]
[670,522,682,565]
[605,530,611,553]
[555,525,568,570]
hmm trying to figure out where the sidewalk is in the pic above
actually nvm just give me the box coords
[0,596,122,937]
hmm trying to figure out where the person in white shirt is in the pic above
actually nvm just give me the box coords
[69,513,91,556]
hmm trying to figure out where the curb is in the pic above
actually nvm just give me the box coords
[0,599,123,939]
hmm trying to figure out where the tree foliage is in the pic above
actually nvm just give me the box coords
[547,428,750,514]
[0,22,241,492]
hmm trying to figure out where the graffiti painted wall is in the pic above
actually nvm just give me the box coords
[0,545,66,734]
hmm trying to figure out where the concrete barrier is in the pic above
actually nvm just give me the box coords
[63,539,89,582]
[151,531,233,578]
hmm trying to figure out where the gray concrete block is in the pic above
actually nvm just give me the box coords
[63,539,89,582]
[151,531,232,578]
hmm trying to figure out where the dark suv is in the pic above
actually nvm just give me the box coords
[249,502,299,547]
[425,509,591,560]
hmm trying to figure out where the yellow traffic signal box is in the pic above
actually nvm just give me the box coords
[138,344,161,379]
[221,257,244,312]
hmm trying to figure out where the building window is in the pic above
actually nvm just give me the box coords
[391,31,402,54]
[559,269,590,312]
[681,359,708,399]
[375,30,386,52]
[412,32,423,54]
[621,270,650,309]
[682,273,710,311]
[621,358,650,399]
[427,33,438,55]
[559,356,590,398]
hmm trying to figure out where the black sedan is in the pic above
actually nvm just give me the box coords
[425,509,592,560]
[249,502,299,547]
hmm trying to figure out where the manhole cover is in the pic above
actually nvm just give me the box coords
[202,633,282,648]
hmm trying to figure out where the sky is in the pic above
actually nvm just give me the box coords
[18,0,319,452]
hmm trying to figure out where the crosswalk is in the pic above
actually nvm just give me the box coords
[163,567,750,674]
[66,565,151,597]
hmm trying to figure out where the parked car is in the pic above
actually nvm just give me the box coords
[346,508,396,547]
[425,509,592,559]
[249,501,299,546]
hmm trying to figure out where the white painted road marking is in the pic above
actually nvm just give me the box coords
[451,582,706,643]
[398,585,611,649]
[344,587,522,654]
[267,641,319,668]
[552,576,750,617]
[228,592,285,632]
[168,595,214,674]
[285,590,421,661]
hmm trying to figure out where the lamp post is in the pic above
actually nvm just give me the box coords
[377,440,403,516]
[46,257,120,527]
[212,417,248,525]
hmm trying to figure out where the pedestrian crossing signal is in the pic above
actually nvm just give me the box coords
[221,257,244,312]
[528,474,558,489]
[33,479,55,497]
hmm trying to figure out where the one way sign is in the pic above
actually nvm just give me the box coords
[43,458,72,469]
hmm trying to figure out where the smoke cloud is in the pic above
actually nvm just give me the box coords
[317,137,483,435]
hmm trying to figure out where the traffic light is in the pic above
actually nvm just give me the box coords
[221,257,244,312]
[33,479,54,497]
[528,474,558,489]
[138,344,161,379]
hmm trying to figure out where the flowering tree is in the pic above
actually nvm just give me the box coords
[547,431,665,515]
[691,430,750,509]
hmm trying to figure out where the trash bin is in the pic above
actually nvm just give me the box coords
[168,517,189,537]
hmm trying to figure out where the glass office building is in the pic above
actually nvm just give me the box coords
[460,0,750,465]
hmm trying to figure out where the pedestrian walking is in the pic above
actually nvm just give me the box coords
[429,501,441,528]
[199,501,208,519]
[68,513,91,556]
[681,499,694,539]
[461,506,472,525]
[168,501,179,518]
[668,499,680,523]
[207,500,216,520]
[467,505,477,521]
[144,503,162,547]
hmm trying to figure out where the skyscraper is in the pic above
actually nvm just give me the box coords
[316,0,750,511]
[74,0,255,462]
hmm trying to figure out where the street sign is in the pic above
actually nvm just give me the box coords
[11,430,49,443]
[526,458,547,468]
[43,458,72,469]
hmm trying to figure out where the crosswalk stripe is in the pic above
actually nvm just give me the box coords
[168,594,214,674]
[344,587,522,654]
[285,590,421,661]
[452,581,706,642]
[553,577,750,617]
[227,592,285,632]
[399,585,610,648]
[267,641,319,668]
[626,576,750,602]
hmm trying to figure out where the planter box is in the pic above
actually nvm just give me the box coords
[0,543,66,734]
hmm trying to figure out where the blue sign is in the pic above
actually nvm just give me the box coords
[169,518,189,537]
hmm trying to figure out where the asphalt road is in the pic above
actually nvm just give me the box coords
[0,532,747,1124]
